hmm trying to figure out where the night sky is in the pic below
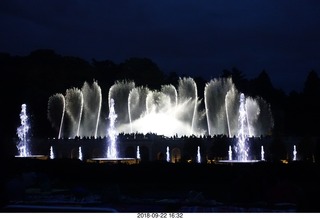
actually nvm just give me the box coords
[1,0,320,93]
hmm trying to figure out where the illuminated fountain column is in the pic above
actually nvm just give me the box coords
[197,146,201,163]
[261,145,265,161]
[79,147,83,161]
[235,93,249,161]
[50,146,54,159]
[136,146,140,159]
[293,145,297,161]
[16,104,30,157]
[228,145,232,161]
[166,146,170,162]
[107,98,118,158]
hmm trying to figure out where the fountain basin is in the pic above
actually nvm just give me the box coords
[217,159,264,165]
[87,157,139,164]
[14,155,48,160]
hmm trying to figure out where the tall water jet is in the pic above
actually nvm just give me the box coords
[79,147,83,161]
[16,104,30,157]
[197,146,201,163]
[50,146,54,159]
[293,145,297,161]
[235,93,250,161]
[136,146,140,159]
[261,146,265,161]
[107,98,118,159]
[166,146,170,162]
[228,145,232,161]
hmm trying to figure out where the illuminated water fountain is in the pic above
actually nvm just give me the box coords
[235,93,249,161]
[136,146,140,159]
[261,146,265,161]
[293,145,297,161]
[47,77,273,162]
[197,146,201,163]
[166,146,170,162]
[50,146,54,159]
[79,147,83,161]
[107,98,118,159]
[219,94,260,163]
[228,146,232,161]
[16,104,30,157]
[90,98,137,164]
[48,77,273,139]
[15,104,46,159]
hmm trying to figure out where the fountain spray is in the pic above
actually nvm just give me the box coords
[235,93,249,161]
[107,98,118,158]
[16,104,30,157]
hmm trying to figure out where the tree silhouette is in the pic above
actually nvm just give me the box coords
[301,70,320,136]
[221,67,248,93]
[118,57,165,89]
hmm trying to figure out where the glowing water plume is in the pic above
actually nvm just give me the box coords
[166,146,170,162]
[65,88,83,138]
[197,146,201,163]
[48,77,274,139]
[225,92,232,137]
[293,145,297,161]
[128,87,149,132]
[225,87,240,137]
[243,97,256,137]
[177,77,198,134]
[80,81,102,138]
[161,84,178,108]
[50,146,54,159]
[16,104,30,157]
[117,77,202,137]
[205,78,234,136]
[228,145,232,161]
[107,98,118,158]
[261,145,265,161]
[235,93,250,161]
[109,80,135,130]
[244,96,273,137]
[136,146,140,159]
[79,147,83,161]
[146,90,170,114]
[48,94,65,139]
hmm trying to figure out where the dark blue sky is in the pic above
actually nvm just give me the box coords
[1,0,320,93]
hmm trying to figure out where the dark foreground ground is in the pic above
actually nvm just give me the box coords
[1,158,320,213]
